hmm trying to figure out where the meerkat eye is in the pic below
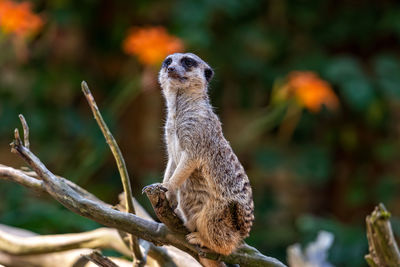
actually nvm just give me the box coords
[181,57,198,70]
[162,58,172,68]
[204,68,214,82]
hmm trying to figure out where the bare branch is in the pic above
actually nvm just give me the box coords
[6,116,286,267]
[0,165,109,208]
[142,184,188,234]
[18,114,30,149]
[0,250,134,267]
[13,128,21,147]
[203,243,287,267]
[0,249,94,267]
[83,251,120,267]
[81,81,144,266]
[80,81,136,213]
[0,165,43,192]
[0,222,192,267]
[0,168,180,267]
[0,227,130,257]
[0,225,134,267]
[365,203,400,267]
[9,135,193,250]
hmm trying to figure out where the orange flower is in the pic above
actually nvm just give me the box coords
[0,0,43,38]
[123,26,184,66]
[286,71,339,113]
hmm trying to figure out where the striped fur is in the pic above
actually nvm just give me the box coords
[159,53,254,258]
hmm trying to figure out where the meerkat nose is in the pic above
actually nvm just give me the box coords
[167,66,186,80]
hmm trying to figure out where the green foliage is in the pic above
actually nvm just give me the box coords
[0,183,99,233]
[325,57,375,112]
[374,54,400,99]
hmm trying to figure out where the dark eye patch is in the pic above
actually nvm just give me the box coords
[162,58,172,68]
[204,68,214,82]
[181,57,198,70]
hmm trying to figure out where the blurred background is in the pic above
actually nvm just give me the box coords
[1,0,400,266]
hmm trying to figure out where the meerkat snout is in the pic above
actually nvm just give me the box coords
[158,53,214,90]
[167,65,187,80]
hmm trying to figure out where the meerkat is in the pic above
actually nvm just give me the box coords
[152,53,254,261]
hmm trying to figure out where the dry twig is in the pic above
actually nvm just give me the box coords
[365,203,400,267]
[81,81,144,266]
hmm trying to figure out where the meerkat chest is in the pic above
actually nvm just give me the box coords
[165,115,182,163]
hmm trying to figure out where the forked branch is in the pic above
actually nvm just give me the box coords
[6,113,285,267]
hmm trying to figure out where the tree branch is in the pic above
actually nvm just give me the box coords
[0,167,182,267]
[0,222,187,267]
[0,164,109,207]
[81,81,143,266]
[0,224,134,267]
[142,183,188,234]
[365,203,400,267]
[0,226,130,257]
[0,164,43,192]
[5,114,285,267]
[83,251,120,267]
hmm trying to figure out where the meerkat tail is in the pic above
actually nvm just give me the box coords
[190,202,243,255]
[230,201,254,238]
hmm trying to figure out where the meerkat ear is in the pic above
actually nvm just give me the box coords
[204,68,214,82]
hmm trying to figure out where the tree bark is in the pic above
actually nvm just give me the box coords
[365,203,400,267]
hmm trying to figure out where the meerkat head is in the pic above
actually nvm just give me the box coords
[158,53,214,93]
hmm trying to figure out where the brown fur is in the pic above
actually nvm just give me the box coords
[158,53,254,260]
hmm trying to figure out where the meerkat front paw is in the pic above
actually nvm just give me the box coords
[141,183,168,195]
[187,232,206,247]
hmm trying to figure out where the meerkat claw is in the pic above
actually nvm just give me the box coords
[142,183,168,195]
[187,232,206,247]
